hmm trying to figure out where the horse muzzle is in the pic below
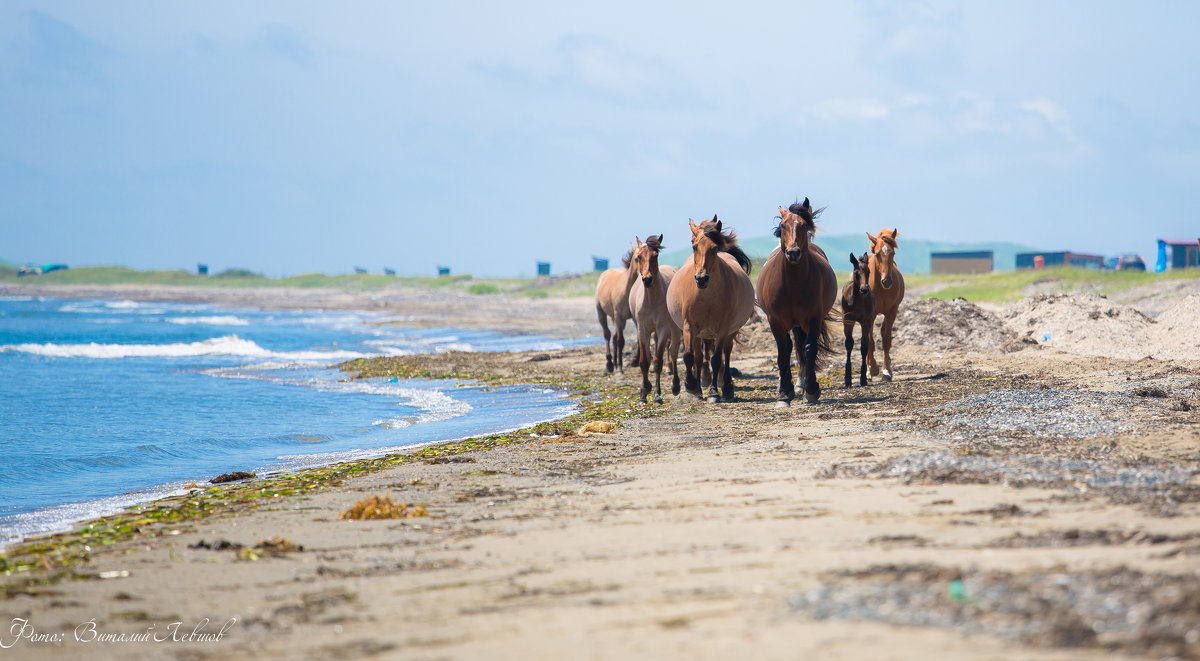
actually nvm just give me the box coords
[881,276,894,289]
[784,249,803,264]
[694,273,710,289]
[642,276,654,288]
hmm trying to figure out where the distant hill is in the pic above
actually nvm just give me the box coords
[659,234,1041,274]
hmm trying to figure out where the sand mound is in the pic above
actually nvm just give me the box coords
[988,292,1199,362]
[892,297,1020,352]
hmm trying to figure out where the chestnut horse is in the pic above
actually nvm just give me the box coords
[840,252,875,388]
[628,235,681,404]
[594,243,639,373]
[666,217,755,403]
[866,228,905,382]
[755,200,838,404]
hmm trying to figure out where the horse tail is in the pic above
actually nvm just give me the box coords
[810,312,841,372]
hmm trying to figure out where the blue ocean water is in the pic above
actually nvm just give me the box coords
[0,296,596,547]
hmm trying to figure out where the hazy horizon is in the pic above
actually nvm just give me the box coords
[3,2,1198,277]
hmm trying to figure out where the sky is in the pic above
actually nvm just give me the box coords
[2,1,1198,277]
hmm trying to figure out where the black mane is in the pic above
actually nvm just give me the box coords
[699,220,752,275]
[774,199,826,238]
[645,234,663,252]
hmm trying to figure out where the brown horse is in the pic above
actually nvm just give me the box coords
[866,228,905,381]
[666,216,755,403]
[627,235,681,404]
[840,252,875,388]
[755,199,838,404]
[594,243,639,373]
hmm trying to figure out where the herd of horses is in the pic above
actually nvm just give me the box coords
[595,199,905,406]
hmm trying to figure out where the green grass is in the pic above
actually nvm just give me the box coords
[911,267,1200,303]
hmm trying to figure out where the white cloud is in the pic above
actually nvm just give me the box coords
[809,98,890,121]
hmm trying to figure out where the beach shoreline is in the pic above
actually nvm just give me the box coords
[2,284,1199,659]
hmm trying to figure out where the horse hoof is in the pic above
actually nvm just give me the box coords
[654,397,664,405]
[881,372,893,382]
[706,395,720,404]
[775,400,791,409]
[844,379,852,388]
[804,390,820,404]
[869,366,880,377]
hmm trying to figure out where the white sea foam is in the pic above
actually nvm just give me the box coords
[165,315,250,326]
[0,335,366,361]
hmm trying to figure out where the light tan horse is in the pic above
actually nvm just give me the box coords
[666,217,755,403]
[594,242,640,373]
[628,235,681,404]
[866,228,906,381]
[755,200,838,404]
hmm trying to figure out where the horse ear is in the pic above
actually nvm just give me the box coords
[711,214,718,223]
[714,220,722,233]
[849,252,858,268]
[866,231,877,244]
[892,228,899,239]
[635,236,643,247]
[689,218,699,235]
[778,206,789,219]
[801,197,812,212]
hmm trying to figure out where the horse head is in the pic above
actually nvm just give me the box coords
[851,251,871,297]
[634,234,663,288]
[866,228,900,289]
[689,217,721,289]
[775,198,822,265]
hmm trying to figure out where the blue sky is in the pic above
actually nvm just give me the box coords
[2,1,1198,276]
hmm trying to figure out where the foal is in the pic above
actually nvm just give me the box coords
[840,252,875,388]
[627,235,681,404]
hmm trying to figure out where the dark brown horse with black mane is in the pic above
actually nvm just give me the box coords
[755,199,838,405]
[840,251,875,388]
[666,216,755,403]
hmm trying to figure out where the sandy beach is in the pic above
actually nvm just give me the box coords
[2,282,1199,660]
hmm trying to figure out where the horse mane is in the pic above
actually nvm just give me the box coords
[620,247,634,268]
[699,220,752,275]
[876,231,898,251]
[645,234,663,252]
[774,201,827,238]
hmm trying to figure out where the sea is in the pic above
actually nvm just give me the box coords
[0,296,597,548]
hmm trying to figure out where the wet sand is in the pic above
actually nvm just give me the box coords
[1,282,1198,660]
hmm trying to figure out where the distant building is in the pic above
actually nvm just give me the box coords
[1155,239,1200,272]
[536,261,551,276]
[354,267,367,274]
[383,268,396,276]
[197,263,208,276]
[437,266,451,276]
[1015,251,1103,270]
[931,250,993,275]
[592,256,609,271]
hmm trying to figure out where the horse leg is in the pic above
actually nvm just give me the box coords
[707,341,723,403]
[791,327,806,393]
[637,330,652,404]
[699,339,713,390]
[866,313,880,377]
[880,312,895,382]
[843,321,855,388]
[859,320,871,387]
[682,329,701,396]
[669,327,682,396]
[598,305,613,373]
[613,321,625,374]
[628,319,640,369]
[653,329,666,405]
[771,326,794,404]
[721,338,734,402]
[802,320,822,403]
